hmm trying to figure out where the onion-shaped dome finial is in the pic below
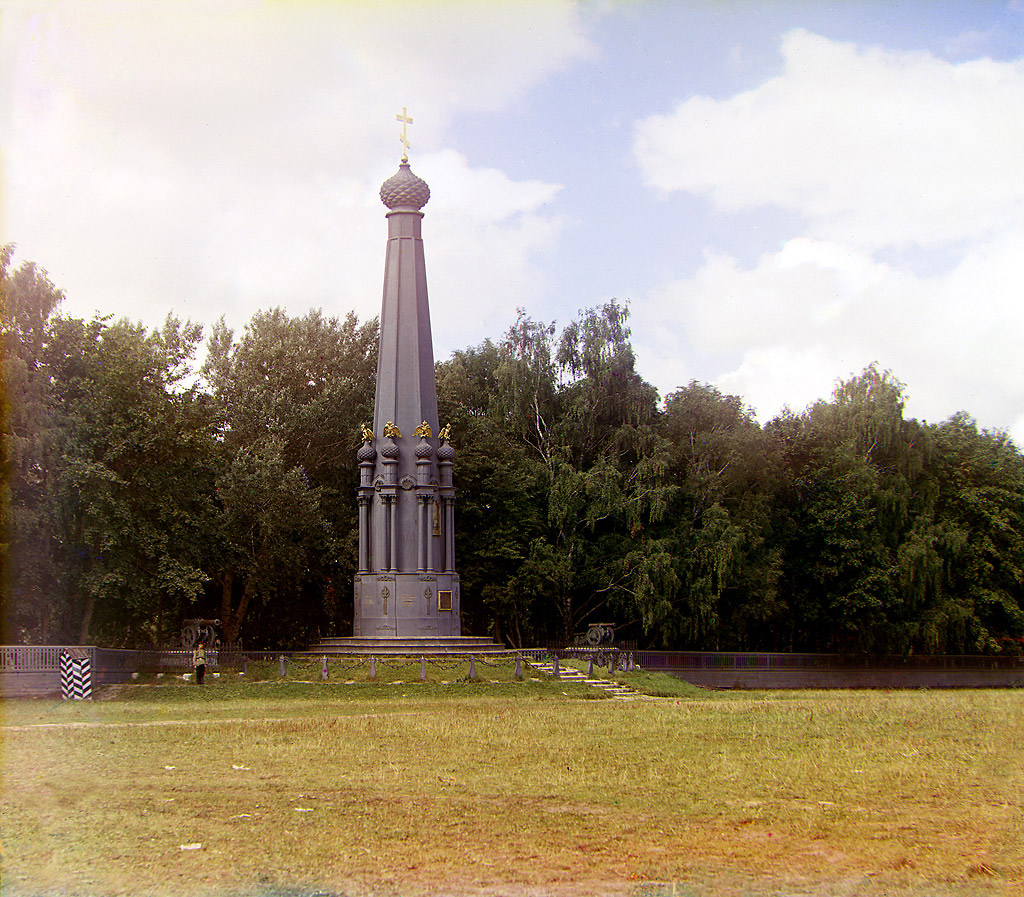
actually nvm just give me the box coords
[380,163,430,211]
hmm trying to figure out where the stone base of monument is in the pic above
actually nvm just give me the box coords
[309,636,508,656]
[351,572,464,638]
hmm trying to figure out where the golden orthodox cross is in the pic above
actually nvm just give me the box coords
[396,107,413,162]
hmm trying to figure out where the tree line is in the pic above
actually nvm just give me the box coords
[3,247,1023,654]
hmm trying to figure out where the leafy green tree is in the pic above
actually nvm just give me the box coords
[779,433,892,651]
[202,308,377,646]
[438,303,675,645]
[437,342,547,645]
[211,437,324,644]
[7,244,1023,658]
[767,367,917,652]
[922,414,1024,652]
[4,247,218,646]
[488,302,674,643]
[45,314,215,645]
[1,246,66,641]
[763,365,1024,655]
[658,382,781,649]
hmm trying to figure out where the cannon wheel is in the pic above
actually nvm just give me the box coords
[181,622,200,649]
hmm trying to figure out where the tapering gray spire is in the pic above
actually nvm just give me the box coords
[353,151,460,638]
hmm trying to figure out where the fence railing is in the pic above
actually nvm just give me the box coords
[93,648,262,674]
[545,639,638,652]
[0,646,245,675]
[626,650,1024,672]
[1,645,97,671]
[4,645,1023,680]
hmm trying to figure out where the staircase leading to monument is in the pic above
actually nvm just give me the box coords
[524,657,645,701]
[309,636,508,657]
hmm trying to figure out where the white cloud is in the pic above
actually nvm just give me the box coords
[635,29,1024,250]
[419,149,564,354]
[1,0,592,341]
[631,29,1024,446]
[633,230,1024,441]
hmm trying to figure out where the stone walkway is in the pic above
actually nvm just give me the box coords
[524,658,648,700]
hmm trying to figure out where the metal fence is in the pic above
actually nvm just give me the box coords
[0,644,79,672]
[4,644,1023,696]
[627,650,1024,672]
[533,646,1024,688]
[1,646,247,696]
[7,645,1023,674]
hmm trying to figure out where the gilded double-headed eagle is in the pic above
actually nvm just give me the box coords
[361,421,452,441]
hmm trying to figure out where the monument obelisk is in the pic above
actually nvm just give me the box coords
[353,111,461,638]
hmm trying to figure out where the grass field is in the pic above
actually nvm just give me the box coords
[2,662,1022,897]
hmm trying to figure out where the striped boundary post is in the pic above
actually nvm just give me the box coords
[59,649,92,700]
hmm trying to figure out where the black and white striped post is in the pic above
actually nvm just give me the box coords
[59,649,92,700]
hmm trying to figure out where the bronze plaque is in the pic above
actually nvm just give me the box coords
[437,590,453,612]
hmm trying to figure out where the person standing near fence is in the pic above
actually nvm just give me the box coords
[193,642,207,684]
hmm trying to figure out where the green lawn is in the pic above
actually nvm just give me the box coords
[3,665,1022,897]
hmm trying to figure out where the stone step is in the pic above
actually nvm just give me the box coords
[316,636,499,647]
[524,659,645,701]
[309,636,508,656]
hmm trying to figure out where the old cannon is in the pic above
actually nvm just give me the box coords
[575,622,615,647]
[180,618,221,650]
[571,622,618,666]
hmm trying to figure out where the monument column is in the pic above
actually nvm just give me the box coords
[438,433,456,573]
[353,139,461,639]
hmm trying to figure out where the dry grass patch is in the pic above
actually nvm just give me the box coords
[3,686,1022,897]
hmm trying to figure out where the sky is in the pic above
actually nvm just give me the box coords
[3,0,1024,444]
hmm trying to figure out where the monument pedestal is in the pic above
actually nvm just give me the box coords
[352,572,461,638]
[311,635,504,657]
